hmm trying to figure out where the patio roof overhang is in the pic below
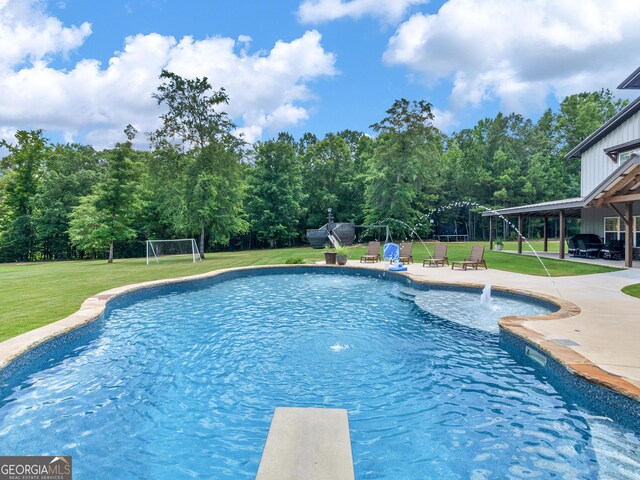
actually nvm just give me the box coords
[482,154,640,218]
[583,154,640,207]
[480,198,584,218]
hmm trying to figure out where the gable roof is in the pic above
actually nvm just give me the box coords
[582,153,640,207]
[618,66,640,90]
[565,96,640,159]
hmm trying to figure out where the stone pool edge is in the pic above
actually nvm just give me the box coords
[1,263,638,403]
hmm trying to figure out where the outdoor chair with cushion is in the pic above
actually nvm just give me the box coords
[576,238,600,258]
[360,241,381,263]
[399,242,414,264]
[600,239,624,260]
[451,245,487,270]
[423,243,449,267]
[572,234,603,258]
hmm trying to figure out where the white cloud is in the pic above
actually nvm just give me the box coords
[0,2,337,148]
[431,107,457,133]
[384,0,640,115]
[0,0,91,68]
[297,0,428,24]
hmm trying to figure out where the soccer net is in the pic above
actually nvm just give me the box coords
[146,239,202,264]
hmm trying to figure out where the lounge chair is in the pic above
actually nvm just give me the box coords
[423,243,449,267]
[360,241,381,263]
[567,237,577,256]
[399,242,413,264]
[451,245,487,270]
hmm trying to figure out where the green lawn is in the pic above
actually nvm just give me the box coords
[622,283,640,299]
[0,241,620,342]
[499,239,560,252]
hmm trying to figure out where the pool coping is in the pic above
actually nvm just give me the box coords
[0,264,639,403]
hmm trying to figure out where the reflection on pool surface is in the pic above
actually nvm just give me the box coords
[0,271,639,479]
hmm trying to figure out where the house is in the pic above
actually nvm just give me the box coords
[484,66,640,267]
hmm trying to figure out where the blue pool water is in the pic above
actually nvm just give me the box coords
[1,271,639,479]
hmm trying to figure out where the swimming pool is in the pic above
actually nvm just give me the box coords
[1,268,639,478]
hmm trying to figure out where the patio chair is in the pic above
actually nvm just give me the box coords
[399,242,413,264]
[600,239,624,260]
[423,243,449,267]
[567,237,577,256]
[360,241,381,263]
[576,238,600,258]
[451,245,487,270]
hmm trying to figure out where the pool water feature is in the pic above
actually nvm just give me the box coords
[0,270,639,479]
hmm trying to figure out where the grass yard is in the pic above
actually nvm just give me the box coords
[622,283,640,299]
[0,241,621,342]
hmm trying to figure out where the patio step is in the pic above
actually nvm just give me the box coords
[256,407,354,480]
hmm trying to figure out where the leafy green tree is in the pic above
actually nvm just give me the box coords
[301,134,352,227]
[364,99,442,236]
[556,89,627,153]
[247,138,305,247]
[68,195,109,258]
[150,70,248,257]
[34,144,102,260]
[181,143,248,249]
[150,70,239,150]
[555,89,628,196]
[69,128,140,263]
[0,130,49,261]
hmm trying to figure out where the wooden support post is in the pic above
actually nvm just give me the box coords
[559,210,566,259]
[517,215,523,254]
[625,202,633,268]
[543,217,549,252]
[489,216,494,250]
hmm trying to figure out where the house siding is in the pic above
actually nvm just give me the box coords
[580,109,640,196]
[581,207,615,238]
[581,201,640,244]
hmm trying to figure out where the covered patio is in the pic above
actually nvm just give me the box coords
[483,155,640,268]
[499,249,639,269]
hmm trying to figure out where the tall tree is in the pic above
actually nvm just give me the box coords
[365,99,442,235]
[301,134,353,227]
[149,70,239,150]
[556,89,627,154]
[150,70,248,257]
[0,130,49,261]
[178,143,248,250]
[247,138,305,247]
[555,89,628,197]
[35,144,102,260]
[69,127,140,263]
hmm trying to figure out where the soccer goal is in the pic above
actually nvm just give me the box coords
[146,239,202,264]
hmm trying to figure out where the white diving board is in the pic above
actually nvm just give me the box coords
[256,407,355,480]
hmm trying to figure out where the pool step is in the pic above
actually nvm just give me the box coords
[256,407,355,480]
[388,287,420,303]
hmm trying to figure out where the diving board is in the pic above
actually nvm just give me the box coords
[256,407,355,480]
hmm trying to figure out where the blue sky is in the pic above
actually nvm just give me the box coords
[1,0,639,148]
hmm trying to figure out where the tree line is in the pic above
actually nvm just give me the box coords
[0,70,627,262]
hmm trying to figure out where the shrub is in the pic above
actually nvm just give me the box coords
[284,256,306,264]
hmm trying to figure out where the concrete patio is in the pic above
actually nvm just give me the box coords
[501,248,640,269]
